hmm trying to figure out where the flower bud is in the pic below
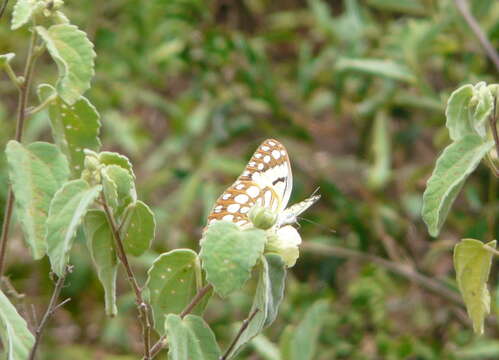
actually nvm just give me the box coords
[265,225,302,267]
[249,206,277,230]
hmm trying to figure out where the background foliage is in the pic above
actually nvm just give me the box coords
[1,0,499,358]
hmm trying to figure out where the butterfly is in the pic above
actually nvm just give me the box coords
[207,139,320,229]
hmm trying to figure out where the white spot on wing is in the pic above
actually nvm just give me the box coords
[263,155,271,163]
[240,206,250,213]
[227,204,240,213]
[255,153,262,158]
[257,163,264,170]
[247,186,259,198]
[272,150,281,159]
[235,194,249,204]
[223,214,234,221]
[262,145,270,151]
[222,194,231,200]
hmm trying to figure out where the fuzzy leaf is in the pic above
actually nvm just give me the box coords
[101,165,136,215]
[11,0,38,30]
[46,179,102,276]
[36,24,96,104]
[422,135,494,237]
[446,83,494,141]
[38,84,101,177]
[6,141,69,259]
[454,239,496,335]
[0,290,35,360]
[146,249,209,334]
[98,152,134,177]
[84,210,118,316]
[200,221,266,298]
[225,254,286,359]
[120,201,155,256]
[166,314,221,360]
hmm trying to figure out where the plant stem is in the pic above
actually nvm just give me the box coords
[490,97,499,161]
[220,308,259,360]
[3,62,21,90]
[28,266,72,360]
[454,0,499,72]
[28,93,57,115]
[302,242,464,305]
[0,0,8,20]
[101,194,152,359]
[0,26,39,277]
[149,283,213,358]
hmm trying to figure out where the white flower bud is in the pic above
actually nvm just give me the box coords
[266,225,302,267]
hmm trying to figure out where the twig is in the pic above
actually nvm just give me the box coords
[0,0,8,20]
[302,242,463,305]
[101,194,152,359]
[490,97,499,161]
[180,283,212,318]
[28,266,72,360]
[220,308,260,360]
[149,284,213,358]
[454,0,499,72]
[0,26,39,277]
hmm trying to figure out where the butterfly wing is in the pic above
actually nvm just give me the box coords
[276,194,321,227]
[207,139,292,227]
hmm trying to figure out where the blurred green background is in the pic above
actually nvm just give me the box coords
[1,0,499,358]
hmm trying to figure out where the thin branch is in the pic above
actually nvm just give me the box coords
[220,308,259,360]
[454,0,499,72]
[101,194,152,359]
[0,26,40,277]
[0,0,8,20]
[28,266,72,360]
[302,242,463,305]
[180,284,212,318]
[149,284,213,359]
[490,97,499,160]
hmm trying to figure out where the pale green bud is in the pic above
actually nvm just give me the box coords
[249,206,277,230]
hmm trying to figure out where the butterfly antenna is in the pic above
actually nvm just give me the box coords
[297,216,336,233]
[311,186,321,197]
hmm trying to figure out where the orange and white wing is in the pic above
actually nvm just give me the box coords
[207,139,293,227]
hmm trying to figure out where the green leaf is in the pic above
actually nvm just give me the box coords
[120,201,155,256]
[46,179,102,276]
[422,135,494,237]
[101,165,136,214]
[225,254,286,359]
[454,239,496,334]
[200,221,266,298]
[11,0,38,30]
[38,84,101,177]
[36,24,96,104]
[146,249,209,334]
[165,314,221,360]
[5,141,69,259]
[280,300,329,360]
[367,110,391,189]
[445,83,494,141]
[98,152,134,177]
[0,53,15,67]
[84,210,118,317]
[335,58,416,83]
[0,290,35,360]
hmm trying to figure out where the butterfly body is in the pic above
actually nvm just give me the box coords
[207,139,319,229]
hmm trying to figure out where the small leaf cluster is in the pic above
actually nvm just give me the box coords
[421,82,499,336]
